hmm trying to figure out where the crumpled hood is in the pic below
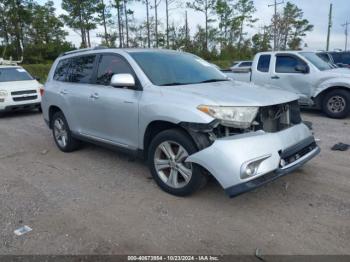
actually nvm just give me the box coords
[161,80,299,107]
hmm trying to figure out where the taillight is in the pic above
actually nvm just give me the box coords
[39,87,45,96]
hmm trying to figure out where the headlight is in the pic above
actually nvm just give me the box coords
[0,90,8,97]
[198,105,258,128]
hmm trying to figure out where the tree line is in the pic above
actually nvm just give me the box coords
[0,0,314,64]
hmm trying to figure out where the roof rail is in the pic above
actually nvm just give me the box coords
[59,46,109,57]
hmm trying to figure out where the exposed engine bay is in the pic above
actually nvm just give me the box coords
[181,100,302,150]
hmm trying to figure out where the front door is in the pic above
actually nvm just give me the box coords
[86,54,140,149]
[270,54,313,105]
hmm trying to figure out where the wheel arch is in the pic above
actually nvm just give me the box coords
[313,86,350,108]
[48,105,63,129]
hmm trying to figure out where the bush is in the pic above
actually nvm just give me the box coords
[22,64,52,83]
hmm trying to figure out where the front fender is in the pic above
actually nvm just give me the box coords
[314,77,350,97]
[138,103,214,149]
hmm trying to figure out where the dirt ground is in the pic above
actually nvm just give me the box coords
[0,110,349,255]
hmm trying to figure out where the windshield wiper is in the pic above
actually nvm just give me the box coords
[159,82,191,86]
[198,78,229,83]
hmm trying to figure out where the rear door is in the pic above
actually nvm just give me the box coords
[61,55,97,134]
[270,54,313,105]
[87,53,140,149]
[251,54,272,86]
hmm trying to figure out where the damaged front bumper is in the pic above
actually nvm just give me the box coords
[186,123,320,197]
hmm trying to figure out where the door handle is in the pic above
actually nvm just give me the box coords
[90,93,99,99]
[271,76,280,79]
[60,89,68,95]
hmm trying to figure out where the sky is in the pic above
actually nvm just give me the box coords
[39,0,350,51]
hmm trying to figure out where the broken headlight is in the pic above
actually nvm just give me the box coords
[197,105,258,129]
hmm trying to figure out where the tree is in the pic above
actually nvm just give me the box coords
[61,0,98,48]
[252,26,272,53]
[187,0,216,51]
[151,0,161,47]
[234,0,257,50]
[142,0,151,47]
[96,0,112,46]
[215,0,233,47]
[274,2,313,50]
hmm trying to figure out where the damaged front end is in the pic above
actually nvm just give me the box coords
[181,100,320,197]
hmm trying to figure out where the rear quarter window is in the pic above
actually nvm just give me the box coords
[53,59,71,81]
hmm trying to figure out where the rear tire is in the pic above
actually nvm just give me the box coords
[148,129,207,197]
[322,89,350,119]
[52,111,80,152]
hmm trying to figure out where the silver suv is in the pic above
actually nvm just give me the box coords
[42,48,320,197]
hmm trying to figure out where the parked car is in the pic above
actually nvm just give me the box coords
[317,51,350,68]
[230,60,252,72]
[42,48,320,197]
[225,51,350,118]
[0,63,43,115]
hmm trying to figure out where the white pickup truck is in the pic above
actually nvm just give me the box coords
[224,51,350,118]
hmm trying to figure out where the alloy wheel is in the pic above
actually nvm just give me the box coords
[53,118,68,148]
[154,141,193,189]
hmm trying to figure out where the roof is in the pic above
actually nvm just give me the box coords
[59,47,184,58]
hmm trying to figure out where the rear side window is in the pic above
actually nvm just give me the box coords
[96,55,133,85]
[257,55,271,72]
[331,52,350,64]
[0,68,33,82]
[68,55,96,83]
[239,62,252,67]
[275,55,306,73]
[317,53,330,63]
[53,59,71,81]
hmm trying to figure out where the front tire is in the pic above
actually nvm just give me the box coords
[148,129,207,197]
[52,111,80,152]
[322,89,350,119]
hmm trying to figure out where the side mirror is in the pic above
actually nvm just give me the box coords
[34,76,40,81]
[295,65,309,74]
[110,74,135,88]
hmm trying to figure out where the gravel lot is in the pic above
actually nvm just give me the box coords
[0,110,349,255]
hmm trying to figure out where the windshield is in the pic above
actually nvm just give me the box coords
[299,52,333,71]
[0,68,33,82]
[129,51,228,86]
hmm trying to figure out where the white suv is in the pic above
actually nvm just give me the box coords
[0,65,43,114]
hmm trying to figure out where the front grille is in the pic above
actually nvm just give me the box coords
[13,95,38,102]
[255,100,301,133]
[11,90,37,96]
[280,141,317,167]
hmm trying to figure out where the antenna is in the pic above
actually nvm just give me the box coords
[268,0,285,51]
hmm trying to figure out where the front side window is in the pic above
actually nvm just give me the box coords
[96,55,133,85]
[129,51,228,86]
[0,68,33,82]
[257,55,271,72]
[68,55,96,83]
[54,59,71,81]
[275,55,307,73]
[239,62,252,67]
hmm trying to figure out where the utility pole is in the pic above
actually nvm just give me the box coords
[326,3,332,51]
[268,0,284,51]
[342,20,350,51]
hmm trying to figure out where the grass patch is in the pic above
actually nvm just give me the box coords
[22,64,52,83]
